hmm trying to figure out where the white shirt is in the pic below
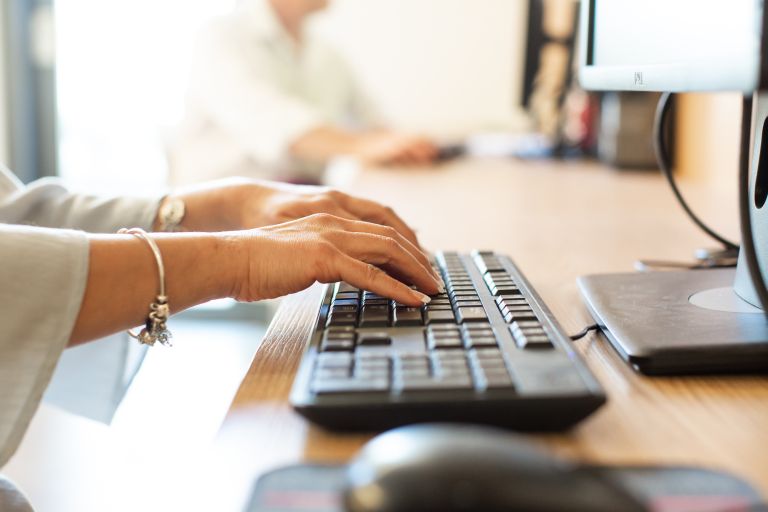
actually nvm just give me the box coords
[169,0,379,185]
[0,165,160,468]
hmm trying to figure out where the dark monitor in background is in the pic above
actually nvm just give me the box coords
[521,0,579,110]
[471,0,582,160]
[577,0,768,374]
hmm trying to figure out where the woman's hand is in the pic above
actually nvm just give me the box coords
[169,178,422,248]
[231,213,443,306]
[74,213,442,345]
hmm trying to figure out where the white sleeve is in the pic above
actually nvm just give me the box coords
[0,172,161,233]
[0,224,89,468]
[187,23,323,163]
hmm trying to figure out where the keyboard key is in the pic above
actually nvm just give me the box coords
[317,352,353,369]
[358,332,392,346]
[503,309,537,324]
[311,378,389,394]
[426,309,456,323]
[315,367,351,380]
[464,324,495,335]
[429,337,463,350]
[327,311,358,326]
[432,349,468,361]
[469,348,506,363]
[356,355,390,371]
[332,298,359,307]
[457,306,487,323]
[513,332,553,349]
[454,297,483,305]
[492,285,520,296]
[325,326,356,338]
[336,283,359,294]
[321,338,355,351]
[331,304,359,314]
[511,319,543,331]
[334,291,360,301]
[465,336,498,349]
[393,306,424,326]
[475,370,514,390]
[397,376,473,392]
[360,305,390,327]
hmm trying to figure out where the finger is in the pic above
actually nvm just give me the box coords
[336,231,442,295]
[340,218,441,284]
[333,254,432,307]
[336,195,422,249]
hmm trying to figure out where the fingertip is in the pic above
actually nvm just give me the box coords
[411,289,432,305]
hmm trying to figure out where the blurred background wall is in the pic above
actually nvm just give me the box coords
[676,93,742,184]
[317,0,530,135]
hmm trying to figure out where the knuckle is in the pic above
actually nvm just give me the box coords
[383,234,400,252]
[326,189,343,200]
[309,212,336,225]
[383,225,399,239]
[365,263,383,283]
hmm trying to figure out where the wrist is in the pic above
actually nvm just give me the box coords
[170,178,264,232]
[213,231,252,301]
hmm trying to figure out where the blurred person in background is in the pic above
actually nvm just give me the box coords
[169,0,440,185]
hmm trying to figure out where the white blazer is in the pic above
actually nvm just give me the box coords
[169,0,379,185]
[0,165,159,468]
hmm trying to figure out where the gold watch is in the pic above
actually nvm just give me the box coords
[157,196,186,232]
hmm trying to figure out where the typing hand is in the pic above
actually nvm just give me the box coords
[231,213,443,306]
[167,178,422,250]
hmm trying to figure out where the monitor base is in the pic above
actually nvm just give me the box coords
[578,268,768,375]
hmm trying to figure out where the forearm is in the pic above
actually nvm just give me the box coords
[70,232,242,346]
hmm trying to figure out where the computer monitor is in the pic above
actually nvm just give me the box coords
[579,0,767,93]
[576,0,768,374]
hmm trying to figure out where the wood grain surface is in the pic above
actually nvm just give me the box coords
[225,158,768,496]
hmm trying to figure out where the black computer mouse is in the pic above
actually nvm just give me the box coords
[343,423,646,512]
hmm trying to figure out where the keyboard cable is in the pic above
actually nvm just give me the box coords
[569,323,601,341]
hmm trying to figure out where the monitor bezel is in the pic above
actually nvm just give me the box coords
[578,0,768,93]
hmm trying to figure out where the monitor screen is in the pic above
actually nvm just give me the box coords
[579,0,766,92]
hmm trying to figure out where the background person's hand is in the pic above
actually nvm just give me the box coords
[353,132,439,167]
[231,213,443,305]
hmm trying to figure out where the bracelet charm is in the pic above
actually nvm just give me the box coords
[118,227,174,347]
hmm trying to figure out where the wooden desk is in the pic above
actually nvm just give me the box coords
[223,158,768,500]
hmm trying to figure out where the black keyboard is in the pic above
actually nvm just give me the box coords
[289,251,605,431]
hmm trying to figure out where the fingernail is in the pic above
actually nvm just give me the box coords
[413,290,431,304]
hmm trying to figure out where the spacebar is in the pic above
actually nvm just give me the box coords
[312,379,389,394]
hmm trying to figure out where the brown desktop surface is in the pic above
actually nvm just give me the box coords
[224,157,768,497]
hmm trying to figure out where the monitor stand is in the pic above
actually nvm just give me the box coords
[578,92,768,375]
[578,269,768,374]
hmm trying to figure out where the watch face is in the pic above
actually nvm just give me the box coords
[161,198,185,230]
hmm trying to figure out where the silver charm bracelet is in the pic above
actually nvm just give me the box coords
[118,227,173,346]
